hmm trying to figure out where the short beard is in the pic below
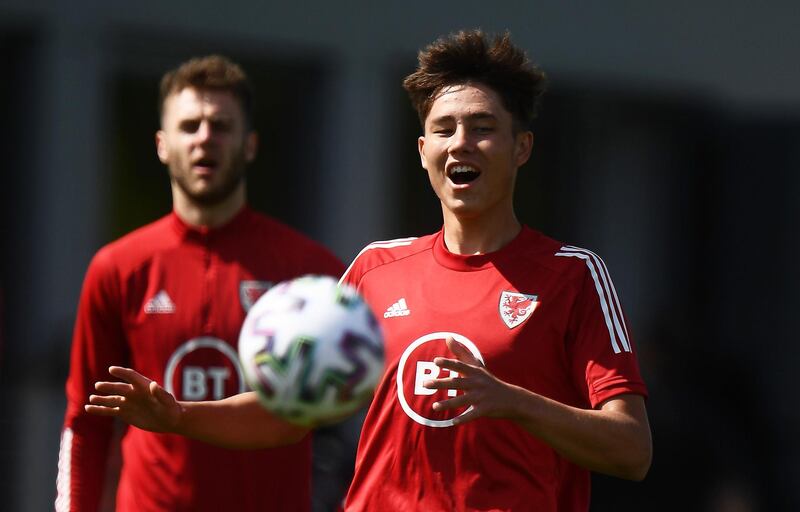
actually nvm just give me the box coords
[171,151,248,207]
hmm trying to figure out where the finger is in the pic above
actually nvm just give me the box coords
[94,381,135,395]
[85,404,120,417]
[108,366,153,388]
[446,337,481,366]
[88,394,126,407]
[450,406,479,425]
[423,377,470,391]
[433,357,476,375]
[432,394,471,411]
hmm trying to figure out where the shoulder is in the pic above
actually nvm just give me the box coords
[518,228,612,282]
[552,242,617,283]
[243,209,344,273]
[246,210,331,251]
[77,215,172,299]
[340,234,435,285]
[90,214,174,274]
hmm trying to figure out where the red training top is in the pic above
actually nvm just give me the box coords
[341,227,647,512]
[58,207,343,512]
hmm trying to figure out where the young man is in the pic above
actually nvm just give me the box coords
[86,31,651,511]
[58,55,344,512]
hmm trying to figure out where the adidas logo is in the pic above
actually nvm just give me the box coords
[384,298,410,318]
[144,290,176,314]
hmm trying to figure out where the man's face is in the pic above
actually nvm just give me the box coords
[418,82,532,222]
[156,87,256,207]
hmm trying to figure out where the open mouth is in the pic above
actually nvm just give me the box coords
[447,165,481,185]
[192,157,218,172]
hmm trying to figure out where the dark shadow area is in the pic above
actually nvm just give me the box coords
[0,28,42,512]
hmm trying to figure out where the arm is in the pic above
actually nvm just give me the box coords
[86,366,309,449]
[426,337,652,481]
[58,253,127,512]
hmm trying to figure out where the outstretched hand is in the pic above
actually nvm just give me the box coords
[423,336,523,425]
[85,366,182,433]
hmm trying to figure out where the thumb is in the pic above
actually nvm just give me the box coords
[150,380,174,406]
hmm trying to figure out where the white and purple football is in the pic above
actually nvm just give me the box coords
[238,275,384,426]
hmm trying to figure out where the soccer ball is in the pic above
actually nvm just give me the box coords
[238,275,384,426]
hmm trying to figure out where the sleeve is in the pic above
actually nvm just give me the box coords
[567,257,648,409]
[56,249,129,512]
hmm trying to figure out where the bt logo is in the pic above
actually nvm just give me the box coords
[164,337,246,401]
[396,332,484,428]
[414,362,459,398]
[181,366,232,401]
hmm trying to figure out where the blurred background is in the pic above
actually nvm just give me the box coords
[2,1,799,510]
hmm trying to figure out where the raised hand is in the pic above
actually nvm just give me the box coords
[423,336,524,425]
[85,366,183,433]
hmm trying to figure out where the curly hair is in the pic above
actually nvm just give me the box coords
[403,30,547,132]
[158,55,255,129]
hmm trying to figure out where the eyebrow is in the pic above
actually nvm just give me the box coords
[176,112,233,123]
[428,112,497,124]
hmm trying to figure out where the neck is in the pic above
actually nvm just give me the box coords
[442,208,521,255]
[172,185,246,228]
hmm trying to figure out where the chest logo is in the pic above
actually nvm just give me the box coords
[144,290,175,314]
[240,280,273,312]
[499,291,539,329]
[384,298,410,318]
[396,332,484,428]
[164,337,246,401]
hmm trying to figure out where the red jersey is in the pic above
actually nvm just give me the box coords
[57,207,344,512]
[340,227,647,512]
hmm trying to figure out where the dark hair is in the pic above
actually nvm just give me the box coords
[403,30,547,132]
[158,55,255,129]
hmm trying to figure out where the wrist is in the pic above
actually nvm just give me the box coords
[503,384,542,425]
[170,401,188,434]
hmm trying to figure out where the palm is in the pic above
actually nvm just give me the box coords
[86,366,181,433]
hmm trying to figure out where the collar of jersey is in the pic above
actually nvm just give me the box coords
[170,205,252,242]
[432,226,529,271]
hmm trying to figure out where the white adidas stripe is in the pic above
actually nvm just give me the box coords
[555,246,631,354]
[368,237,418,247]
[564,245,630,348]
[55,427,73,512]
[339,237,418,285]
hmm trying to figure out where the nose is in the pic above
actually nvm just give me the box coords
[195,120,213,143]
[448,124,473,154]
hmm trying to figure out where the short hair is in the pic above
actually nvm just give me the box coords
[158,55,255,129]
[403,30,547,132]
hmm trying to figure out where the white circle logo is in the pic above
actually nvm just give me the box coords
[396,332,484,428]
[164,337,246,401]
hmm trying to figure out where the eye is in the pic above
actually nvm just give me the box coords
[210,120,232,133]
[179,120,201,133]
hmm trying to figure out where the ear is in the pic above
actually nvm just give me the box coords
[514,131,534,167]
[245,131,258,163]
[155,130,169,164]
[418,135,428,170]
